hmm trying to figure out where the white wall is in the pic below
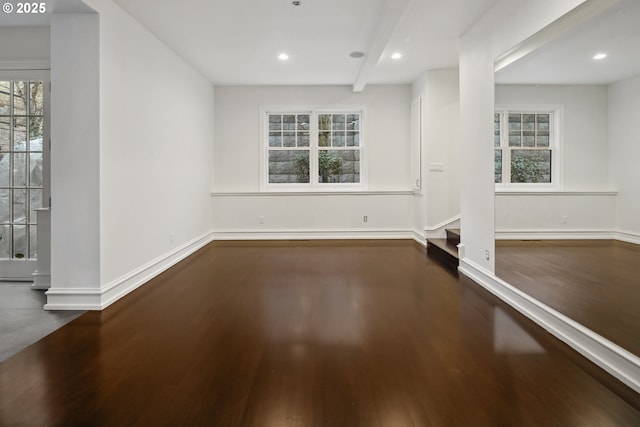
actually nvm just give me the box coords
[460,0,640,394]
[212,85,414,239]
[495,84,609,189]
[0,26,50,65]
[211,193,414,240]
[459,0,587,272]
[494,84,614,237]
[609,73,640,241]
[214,85,410,191]
[49,13,101,298]
[47,0,215,309]
[495,192,616,238]
[92,0,215,287]
[412,69,461,237]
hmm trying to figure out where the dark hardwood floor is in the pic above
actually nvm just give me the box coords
[1,240,639,426]
[495,239,640,357]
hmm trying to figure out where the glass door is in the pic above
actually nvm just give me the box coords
[0,80,46,272]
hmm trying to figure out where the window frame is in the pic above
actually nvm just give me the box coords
[0,71,50,262]
[494,104,563,192]
[260,106,366,192]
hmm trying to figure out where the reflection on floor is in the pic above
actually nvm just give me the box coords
[1,241,639,425]
[495,239,640,357]
[0,282,84,362]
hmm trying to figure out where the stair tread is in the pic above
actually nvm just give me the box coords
[427,238,459,259]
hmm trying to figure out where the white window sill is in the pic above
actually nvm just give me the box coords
[495,183,560,192]
[211,190,414,197]
[495,190,617,196]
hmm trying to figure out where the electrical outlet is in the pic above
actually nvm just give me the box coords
[259,216,265,224]
[561,216,568,224]
[485,249,490,261]
[363,215,368,223]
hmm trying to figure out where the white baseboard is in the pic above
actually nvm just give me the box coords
[495,228,640,245]
[43,287,103,311]
[615,230,640,245]
[412,230,426,247]
[495,229,615,240]
[211,228,415,241]
[458,258,640,394]
[44,232,215,311]
[31,271,51,290]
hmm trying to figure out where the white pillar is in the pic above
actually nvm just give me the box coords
[45,13,102,310]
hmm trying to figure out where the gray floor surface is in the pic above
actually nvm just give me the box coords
[0,282,85,363]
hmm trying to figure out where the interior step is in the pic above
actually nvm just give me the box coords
[446,228,460,246]
[427,238,459,272]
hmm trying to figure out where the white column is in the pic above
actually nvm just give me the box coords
[45,13,102,310]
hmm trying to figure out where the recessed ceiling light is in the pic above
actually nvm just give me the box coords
[391,52,402,60]
[593,53,607,60]
[350,51,365,59]
[292,1,301,5]
[278,53,289,61]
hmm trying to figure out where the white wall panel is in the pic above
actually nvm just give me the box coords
[609,74,640,238]
[211,192,414,239]
[495,84,609,190]
[214,85,411,192]
[48,1,215,308]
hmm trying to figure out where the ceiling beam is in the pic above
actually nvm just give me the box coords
[494,0,619,72]
[352,0,410,93]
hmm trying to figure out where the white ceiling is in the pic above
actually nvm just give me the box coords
[109,0,497,88]
[495,0,640,86]
[0,0,93,25]
[5,0,639,88]
[0,0,498,88]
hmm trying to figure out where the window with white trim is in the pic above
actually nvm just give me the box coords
[265,110,363,189]
[495,108,559,188]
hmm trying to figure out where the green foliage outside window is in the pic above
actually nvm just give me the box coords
[294,151,344,183]
[511,152,548,183]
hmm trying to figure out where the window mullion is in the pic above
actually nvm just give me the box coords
[501,111,509,184]
[265,109,363,190]
[310,111,319,188]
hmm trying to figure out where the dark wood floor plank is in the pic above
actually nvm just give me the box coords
[1,240,639,426]
[496,239,640,357]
